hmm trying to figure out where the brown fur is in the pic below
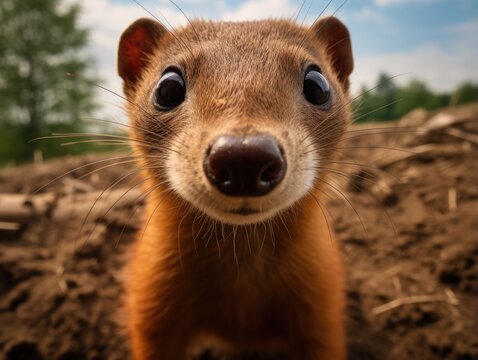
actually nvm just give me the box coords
[118,17,353,360]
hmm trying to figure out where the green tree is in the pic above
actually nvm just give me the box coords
[374,73,399,120]
[453,82,478,105]
[353,73,399,122]
[0,0,98,164]
[394,80,440,118]
[353,76,478,123]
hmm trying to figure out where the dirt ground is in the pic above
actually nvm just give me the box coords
[0,104,477,360]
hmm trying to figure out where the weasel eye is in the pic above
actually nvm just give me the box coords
[154,70,186,110]
[303,67,331,107]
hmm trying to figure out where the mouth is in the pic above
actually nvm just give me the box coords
[228,206,261,216]
[200,202,281,226]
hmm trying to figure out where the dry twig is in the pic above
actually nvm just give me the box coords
[372,289,459,316]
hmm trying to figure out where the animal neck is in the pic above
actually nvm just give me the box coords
[142,186,328,270]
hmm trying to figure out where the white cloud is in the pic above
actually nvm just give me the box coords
[71,0,186,122]
[375,0,438,7]
[351,14,478,93]
[375,0,407,5]
[351,41,478,95]
[222,0,297,21]
[348,7,387,23]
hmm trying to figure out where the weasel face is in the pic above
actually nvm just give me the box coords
[167,122,318,226]
[118,19,353,225]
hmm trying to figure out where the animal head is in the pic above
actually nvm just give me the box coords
[118,17,353,225]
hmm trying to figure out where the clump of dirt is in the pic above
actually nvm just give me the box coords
[0,104,477,360]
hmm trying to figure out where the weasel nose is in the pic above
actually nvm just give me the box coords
[204,135,287,197]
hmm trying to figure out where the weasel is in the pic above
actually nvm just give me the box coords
[117,15,353,360]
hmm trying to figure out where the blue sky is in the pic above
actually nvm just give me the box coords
[110,0,477,55]
[75,0,478,120]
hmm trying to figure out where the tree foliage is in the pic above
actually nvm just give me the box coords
[353,74,478,123]
[0,0,98,164]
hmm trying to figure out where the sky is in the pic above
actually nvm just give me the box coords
[71,0,478,121]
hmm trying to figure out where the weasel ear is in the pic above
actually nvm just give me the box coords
[312,17,353,91]
[118,18,167,94]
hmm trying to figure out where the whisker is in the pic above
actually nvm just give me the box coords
[346,174,400,244]
[168,0,200,42]
[140,187,170,244]
[278,212,293,242]
[294,0,308,23]
[100,177,156,245]
[132,0,195,58]
[244,225,252,255]
[41,130,184,156]
[268,221,276,250]
[175,207,190,270]
[313,166,397,202]
[191,211,202,255]
[204,216,218,248]
[292,0,333,58]
[314,0,348,29]
[307,191,334,246]
[334,146,417,154]
[350,73,410,101]
[232,225,239,270]
[75,117,190,149]
[317,177,368,239]
[89,173,161,241]
[344,128,427,140]
[299,0,314,27]
[204,216,217,250]
[351,99,402,124]
[321,157,401,179]
[92,82,175,143]
[302,74,409,145]
[76,159,140,181]
[33,153,137,193]
[115,182,173,248]
[213,220,221,259]
[60,140,131,147]
[79,168,143,237]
